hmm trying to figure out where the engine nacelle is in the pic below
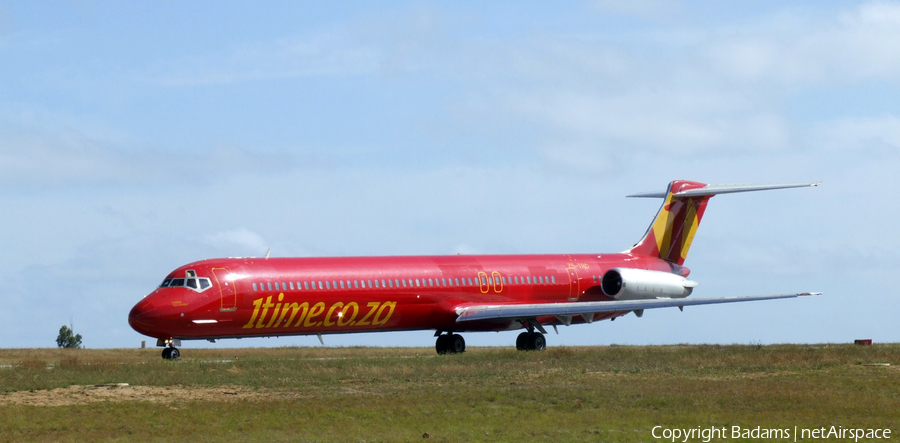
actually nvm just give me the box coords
[600,268,699,300]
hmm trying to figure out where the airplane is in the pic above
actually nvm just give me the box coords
[128,180,821,359]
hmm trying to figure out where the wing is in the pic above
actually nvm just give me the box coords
[455,292,821,324]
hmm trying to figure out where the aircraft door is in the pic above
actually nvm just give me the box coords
[566,266,580,301]
[211,268,237,312]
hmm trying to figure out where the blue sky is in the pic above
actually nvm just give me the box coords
[1,1,897,349]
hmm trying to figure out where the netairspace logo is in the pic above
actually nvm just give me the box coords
[651,425,892,442]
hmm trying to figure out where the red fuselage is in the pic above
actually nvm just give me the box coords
[128,253,687,341]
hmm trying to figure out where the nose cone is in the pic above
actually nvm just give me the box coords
[128,296,162,338]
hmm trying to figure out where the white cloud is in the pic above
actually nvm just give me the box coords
[138,10,449,87]
[810,115,900,153]
[589,0,680,18]
[204,228,268,255]
[502,88,789,155]
[0,124,300,190]
[708,1,900,84]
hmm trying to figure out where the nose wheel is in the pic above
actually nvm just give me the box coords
[162,346,180,360]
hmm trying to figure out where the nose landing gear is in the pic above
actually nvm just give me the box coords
[162,346,180,360]
[157,338,182,360]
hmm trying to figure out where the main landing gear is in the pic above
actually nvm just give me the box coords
[433,328,547,354]
[516,332,546,351]
[435,332,466,354]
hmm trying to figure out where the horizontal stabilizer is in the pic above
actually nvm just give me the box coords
[627,182,820,198]
[455,292,821,323]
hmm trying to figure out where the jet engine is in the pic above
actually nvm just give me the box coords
[600,268,699,300]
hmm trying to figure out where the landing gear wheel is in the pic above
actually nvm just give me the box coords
[161,347,180,360]
[435,334,466,354]
[448,334,466,353]
[435,335,450,355]
[516,332,528,350]
[529,333,546,351]
[515,332,546,351]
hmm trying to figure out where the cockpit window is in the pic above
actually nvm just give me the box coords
[159,273,212,292]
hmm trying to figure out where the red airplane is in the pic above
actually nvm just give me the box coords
[129,180,820,359]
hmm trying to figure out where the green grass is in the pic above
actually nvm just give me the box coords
[1,344,898,442]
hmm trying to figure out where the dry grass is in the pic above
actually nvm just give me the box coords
[0,344,898,442]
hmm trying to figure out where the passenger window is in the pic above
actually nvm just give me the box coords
[266,282,271,291]
[275,282,280,290]
[415,279,420,287]
[304,281,309,290]
[339,281,345,289]
[454,278,459,285]
[402,279,407,287]
[552,276,556,283]
[200,279,211,289]
[318,281,323,289]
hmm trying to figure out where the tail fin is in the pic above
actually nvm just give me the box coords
[627,180,820,265]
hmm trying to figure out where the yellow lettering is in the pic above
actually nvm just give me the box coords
[372,302,396,327]
[243,297,263,329]
[337,302,359,327]
[287,302,310,327]
[355,302,380,326]
[265,293,285,328]
[323,302,344,327]
[255,296,275,329]
[303,302,326,327]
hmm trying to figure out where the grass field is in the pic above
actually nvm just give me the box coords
[0,344,897,442]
